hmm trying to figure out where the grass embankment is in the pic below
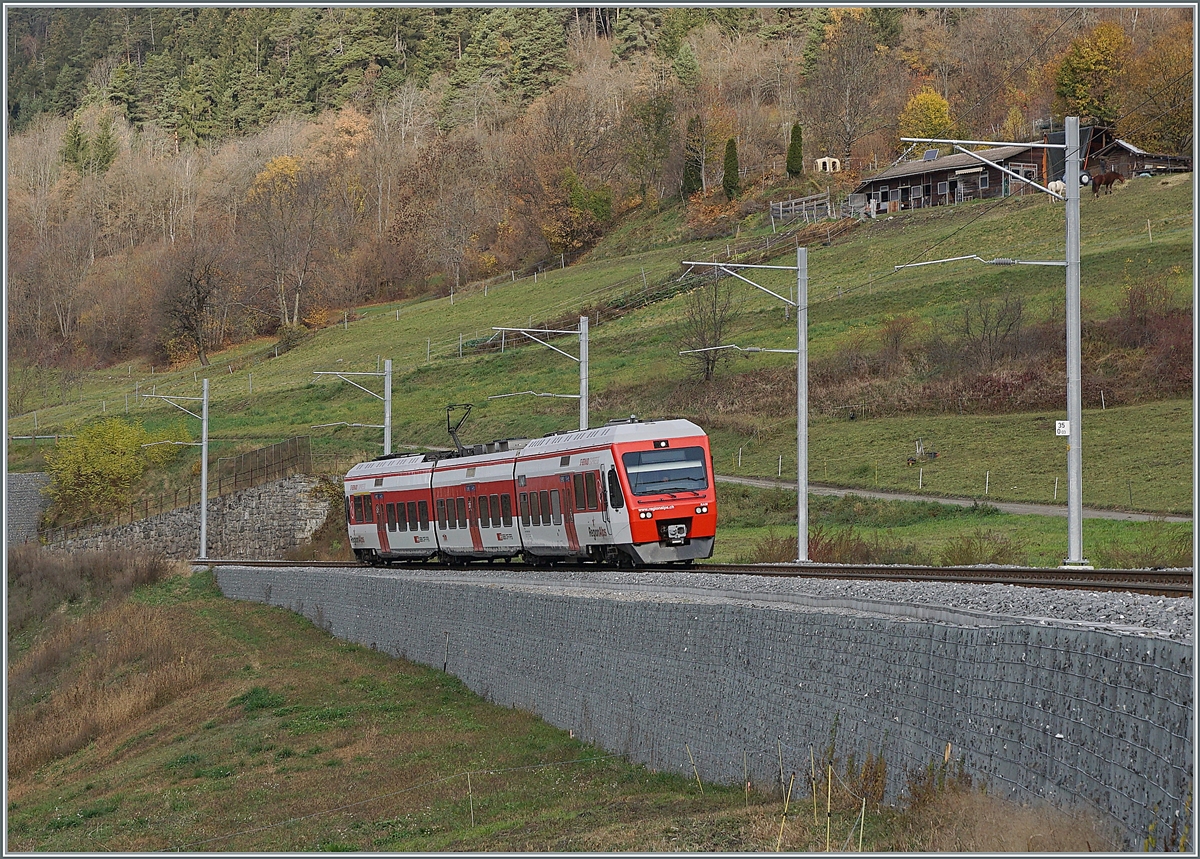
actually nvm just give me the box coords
[714,484,1193,568]
[7,548,1122,852]
[7,175,1192,527]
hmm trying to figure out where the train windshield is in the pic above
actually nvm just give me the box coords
[621,446,708,496]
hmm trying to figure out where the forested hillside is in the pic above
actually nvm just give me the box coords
[6,6,1192,377]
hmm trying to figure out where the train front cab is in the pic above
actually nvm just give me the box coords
[610,428,716,565]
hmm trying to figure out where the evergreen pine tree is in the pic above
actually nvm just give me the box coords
[786,122,803,178]
[60,119,89,174]
[681,115,703,197]
[722,137,740,201]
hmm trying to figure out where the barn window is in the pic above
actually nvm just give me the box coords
[501,494,513,526]
[979,173,989,189]
[937,181,949,195]
[417,500,430,530]
[519,492,530,525]
[549,490,562,525]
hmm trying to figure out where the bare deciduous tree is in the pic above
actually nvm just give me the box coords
[679,273,738,382]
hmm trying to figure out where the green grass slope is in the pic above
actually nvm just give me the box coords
[7,174,1192,526]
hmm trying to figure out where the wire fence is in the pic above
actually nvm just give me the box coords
[215,436,311,496]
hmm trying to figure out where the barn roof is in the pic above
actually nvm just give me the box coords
[856,145,1036,187]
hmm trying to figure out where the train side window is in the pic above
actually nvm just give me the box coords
[572,473,585,511]
[479,494,491,528]
[500,494,513,527]
[437,499,448,530]
[456,497,467,528]
[585,474,599,510]
[364,499,375,523]
[407,501,418,530]
[353,495,364,522]
[538,490,550,525]
[387,503,397,532]
[397,501,408,531]
[519,493,530,525]
[344,497,352,524]
[529,491,541,525]
[608,469,625,509]
[418,500,430,530]
[549,490,562,525]
[490,494,501,527]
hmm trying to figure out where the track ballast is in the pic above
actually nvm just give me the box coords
[197,559,1192,598]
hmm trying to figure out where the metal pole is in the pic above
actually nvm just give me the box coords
[200,378,209,560]
[797,247,809,562]
[383,359,392,455]
[1064,117,1086,566]
[579,315,589,431]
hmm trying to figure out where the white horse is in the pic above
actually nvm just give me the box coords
[1047,180,1066,198]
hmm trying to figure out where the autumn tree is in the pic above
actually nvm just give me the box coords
[804,10,899,167]
[1053,21,1131,126]
[244,154,328,328]
[1121,21,1193,153]
[897,86,955,149]
[160,231,229,366]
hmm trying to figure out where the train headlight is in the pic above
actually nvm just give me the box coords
[695,505,708,514]
[639,510,653,519]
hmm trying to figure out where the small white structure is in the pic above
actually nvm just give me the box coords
[815,157,841,173]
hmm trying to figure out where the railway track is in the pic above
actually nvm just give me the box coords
[197,559,1193,598]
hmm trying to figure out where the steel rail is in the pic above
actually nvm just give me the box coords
[198,559,1192,598]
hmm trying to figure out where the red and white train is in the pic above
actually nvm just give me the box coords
[344,418,716,566]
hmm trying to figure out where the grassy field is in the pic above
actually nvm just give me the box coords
[6,173,1192,527]
[6,550,1122,852]
[713,484,1193,568]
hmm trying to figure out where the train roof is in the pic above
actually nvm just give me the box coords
[346,452,437,479]
[519,417,705,456]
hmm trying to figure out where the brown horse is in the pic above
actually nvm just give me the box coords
[1092,171,1125,196]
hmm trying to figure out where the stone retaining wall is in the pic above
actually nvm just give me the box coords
[214,566,1193,851]
[6,472,50,545]
[54,476,330,559]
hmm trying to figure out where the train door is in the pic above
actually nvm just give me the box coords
[375,496,390,554]
[465,487,484,553]
[562,474,581,553]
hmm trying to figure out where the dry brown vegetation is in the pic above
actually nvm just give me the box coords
[4,550,1133,851]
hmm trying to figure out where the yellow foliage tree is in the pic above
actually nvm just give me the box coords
[898,86,955,151]
[43,418,184,520]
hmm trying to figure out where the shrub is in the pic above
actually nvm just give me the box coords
[42,417,184,521]
[938,528,1026,566]
[1090,521,1192,569]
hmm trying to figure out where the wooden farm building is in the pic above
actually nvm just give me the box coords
[854,126,1191,214]
[853,145,1042,213]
